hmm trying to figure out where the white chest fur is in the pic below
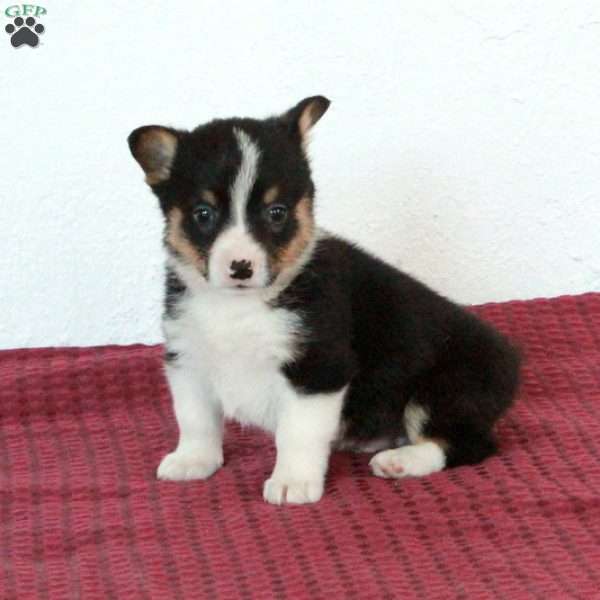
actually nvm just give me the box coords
[164,287,301,431]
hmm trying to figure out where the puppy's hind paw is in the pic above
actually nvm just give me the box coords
[369,443,446,479]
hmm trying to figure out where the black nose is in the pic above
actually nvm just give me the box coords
[230,260,253,280]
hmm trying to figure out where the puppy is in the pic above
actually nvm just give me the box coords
[128,97,520,505]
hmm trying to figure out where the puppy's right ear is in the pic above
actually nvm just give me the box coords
[128,126,179,186]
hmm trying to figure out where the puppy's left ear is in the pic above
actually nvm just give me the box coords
[128,125,180,186]
[281,96,330,142]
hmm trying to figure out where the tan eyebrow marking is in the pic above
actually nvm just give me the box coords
[263,186,280,205]
[201,190,218,206]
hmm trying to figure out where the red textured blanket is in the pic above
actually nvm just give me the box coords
[1,294,600,599]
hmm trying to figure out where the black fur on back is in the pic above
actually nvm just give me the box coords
[276,235,521,467]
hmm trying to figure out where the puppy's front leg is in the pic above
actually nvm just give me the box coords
[157,362,223,481]
[263,388,345,505]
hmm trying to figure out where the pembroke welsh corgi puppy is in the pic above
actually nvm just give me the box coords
[128,97,520,504]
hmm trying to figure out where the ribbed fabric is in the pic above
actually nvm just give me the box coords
[1,293,599,599]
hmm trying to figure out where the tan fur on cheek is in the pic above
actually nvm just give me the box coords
[166,208,207,275]
[272,197,315,274]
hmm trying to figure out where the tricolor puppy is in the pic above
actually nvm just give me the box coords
[128,97,520,505]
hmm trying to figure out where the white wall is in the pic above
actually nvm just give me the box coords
[1,1,599,349]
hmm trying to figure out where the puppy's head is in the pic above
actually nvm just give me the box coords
[128,96,329,290]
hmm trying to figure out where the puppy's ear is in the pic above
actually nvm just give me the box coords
[281,96,330,142]
[128,126,180,185]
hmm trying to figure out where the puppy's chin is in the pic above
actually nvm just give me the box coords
[210,281,265,292]
[223,286,262,296]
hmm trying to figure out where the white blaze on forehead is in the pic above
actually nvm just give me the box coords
[230,128,260,227]
[207,128,266,289]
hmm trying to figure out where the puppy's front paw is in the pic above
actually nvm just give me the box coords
[157,450,223,481]
[263,477,324,505]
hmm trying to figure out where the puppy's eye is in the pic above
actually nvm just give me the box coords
[266,204,288,229]
[193,203,217,233]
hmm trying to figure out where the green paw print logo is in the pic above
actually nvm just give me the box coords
[4,4,46,48]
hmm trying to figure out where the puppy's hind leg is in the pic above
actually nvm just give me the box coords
[369,398,500,479]
[369,402,447,479]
